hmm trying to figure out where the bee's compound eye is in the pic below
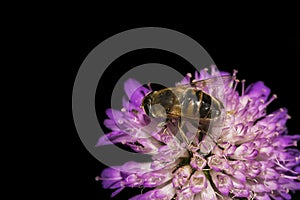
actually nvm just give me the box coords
[143,104,151,116]
[142,93,154,116]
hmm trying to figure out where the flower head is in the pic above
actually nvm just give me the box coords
[96,66,300,199]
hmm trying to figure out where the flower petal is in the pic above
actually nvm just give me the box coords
[245,81,270,101]
[197,180,217,200]
[210,171,233,196]
[124,78,149,106]
[129,183,175,200]
[190,152,207,171]
[189,170,207,193]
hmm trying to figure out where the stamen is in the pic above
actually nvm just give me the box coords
[241,79,245,96]
[273,158,298,174]
[232,79,240,92]
[280,174,300,180]
[95,176,122,181]
[226,110,235,115]
[250,106,261,119]
[215,191,224,199]
[233,69,238,77]
[265,94,277,106]
[140,187,145,194]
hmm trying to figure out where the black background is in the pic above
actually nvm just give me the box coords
[66,22,300,199]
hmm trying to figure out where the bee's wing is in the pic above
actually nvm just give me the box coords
[177,75,233,89]
[191,75,233,103]
[190,75,233,90]
[186,75,234,153]
[177,75,233,102]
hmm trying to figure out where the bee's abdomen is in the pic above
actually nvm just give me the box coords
[181,89,222,120]
[180,89,202,119]
[199,91,212,118]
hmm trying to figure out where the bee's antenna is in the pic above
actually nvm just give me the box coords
[147,82,153,91]
[186,73,192,84]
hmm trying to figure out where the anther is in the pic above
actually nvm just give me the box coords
[293,141,298,146]
[233,69,238,77]
[276,123,281,128]
[265,94,277,106]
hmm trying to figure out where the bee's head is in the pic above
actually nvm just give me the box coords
[141,91,167,119]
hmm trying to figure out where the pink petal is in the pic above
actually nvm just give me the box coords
[245,81,270,101]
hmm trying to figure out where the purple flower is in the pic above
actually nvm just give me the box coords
[96,66,300,199]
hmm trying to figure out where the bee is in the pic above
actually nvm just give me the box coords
[141,75,232,146]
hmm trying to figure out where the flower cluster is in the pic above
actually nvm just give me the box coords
[96,67,300,199]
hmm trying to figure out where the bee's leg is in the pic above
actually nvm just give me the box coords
[158,118,175,138]
[197,124,217,145]
[196,127,217,156]
[194,128,203,144]
[157,117,174,129]
[157,121,168,129]
[177,118,192,148]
